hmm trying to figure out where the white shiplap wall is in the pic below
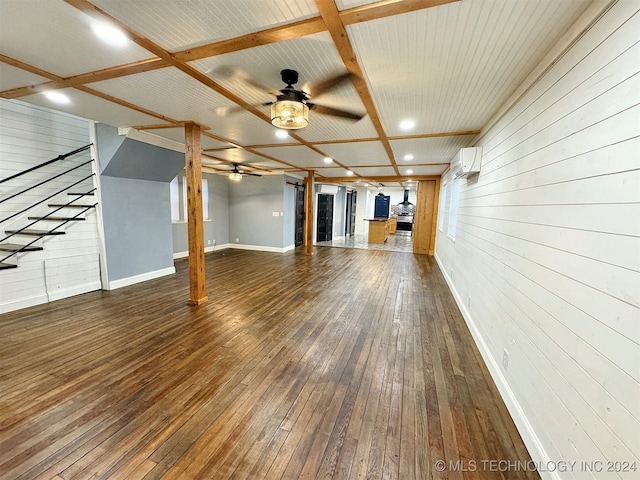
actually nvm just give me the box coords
[435,2,640,479]
[0,99,101,313]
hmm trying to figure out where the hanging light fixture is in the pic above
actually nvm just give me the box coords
[228,171,242,182]
[270,99,308,129]
[270,69,309,129]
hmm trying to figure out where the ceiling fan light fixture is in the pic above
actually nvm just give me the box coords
[271,100,308,129]
[229,172,242,181]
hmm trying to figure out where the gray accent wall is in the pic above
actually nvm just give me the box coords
[96,123,183,282]
[95,123,125,173]
[96,124,184,181]
[229,175,285,249]
[101,175,174,281]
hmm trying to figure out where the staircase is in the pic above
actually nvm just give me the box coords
[0,145,97,270]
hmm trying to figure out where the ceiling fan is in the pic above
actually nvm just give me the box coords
[228,163,262,181]
[212,67,366,129]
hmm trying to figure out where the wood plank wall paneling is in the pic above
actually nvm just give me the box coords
[0,99,101,313]
[0,247,538,480]
[412,180,436,255]
[435,0,640,471]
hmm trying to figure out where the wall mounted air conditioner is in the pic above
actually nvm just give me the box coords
[455,147,483,177]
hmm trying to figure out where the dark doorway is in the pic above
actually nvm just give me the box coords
[295,186,305,247]
[345,190,357,236]
[316,194,334,242]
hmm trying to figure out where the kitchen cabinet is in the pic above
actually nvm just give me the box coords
[366,218,390,244]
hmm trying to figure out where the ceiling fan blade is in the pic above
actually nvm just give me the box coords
[308,103,365,121]
[307,71,355,97]
[207,66,279,96]
[231,163,262,177]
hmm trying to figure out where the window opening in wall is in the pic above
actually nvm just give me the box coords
[202,178,209,220]
[170,176,180,222]
[182,177,188,220]
[448,177,461,240]
[438,182,447,231]
[171,175,209,222]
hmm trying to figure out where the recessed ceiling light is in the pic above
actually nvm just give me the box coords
[275,129,289,139]
[406,169,414,175]
[323,157,333,164]
[404,154,414,161]
[399,119,415,130]
[92,23,128,47]
[346,170,354,176]
[43,91,70,104]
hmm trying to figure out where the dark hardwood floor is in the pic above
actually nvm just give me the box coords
[0,247,539,480]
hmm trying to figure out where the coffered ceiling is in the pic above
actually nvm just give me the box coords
[0,0,593,187]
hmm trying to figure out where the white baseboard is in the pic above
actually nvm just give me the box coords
[106,266,176,290]
[434,253,556,480]
[230,243,294,253]
[48,281,102,302]
[0,293,48,315]
[173,244,232,260]
[174,243,293,256]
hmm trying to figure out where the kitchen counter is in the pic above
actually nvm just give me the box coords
[365,217,392,244]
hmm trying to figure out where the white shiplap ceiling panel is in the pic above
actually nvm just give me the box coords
[0,0,152,77]
[391,135,476,165]
[252,145,328,169]
[351,166,397,177]
[207,148,277,166]
[145,127,230,150]
[347,0,592,135]
[0,64,48,91]
[320,141,389,166]
[20,88,166,127]
[91,0,320,52]
[401,165,448,176]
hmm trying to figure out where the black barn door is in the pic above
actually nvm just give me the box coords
[316,194,334,242]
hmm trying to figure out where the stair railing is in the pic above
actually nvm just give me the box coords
[0,198,97,263]
[0,170,94,225]
[0,144,91,186]
[0,143,97,265]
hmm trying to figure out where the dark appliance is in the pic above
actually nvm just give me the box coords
[374,193,390,218]
[395,190,415,235]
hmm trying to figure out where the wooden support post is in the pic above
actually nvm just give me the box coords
[413,180,437,255]
[184,122,208,305]
[303,170,314,256]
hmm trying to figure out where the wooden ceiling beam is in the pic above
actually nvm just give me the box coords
[317,175,440,183]
[174,17,327,62]
[314,0,400,176]
[339,0,459,25]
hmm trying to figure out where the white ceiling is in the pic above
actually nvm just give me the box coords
[0,0,593,187]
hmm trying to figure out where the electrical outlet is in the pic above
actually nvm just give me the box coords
[235,237,239,243]
[207,239,211,245]
[502,349,509,369]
